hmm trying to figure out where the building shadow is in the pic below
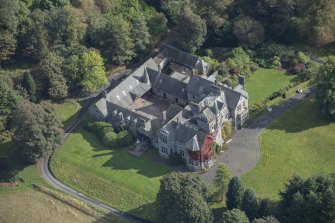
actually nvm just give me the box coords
[79,129,173,178]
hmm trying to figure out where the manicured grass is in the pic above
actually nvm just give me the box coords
[246,68,295,106]
[50,128,173,221]
[242,97,335,199]
[53,99,81,128]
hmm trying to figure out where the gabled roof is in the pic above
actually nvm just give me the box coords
[161,45,210,74]
[202,107,215,122]
[94,98,108,117]
[106,58,157,107]
[147,68,188,100]
[221,86,242,111]
[186,76,213,97]
[174,124,197,143]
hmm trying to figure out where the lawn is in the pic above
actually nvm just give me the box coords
[50,128,173,221]
[246,68,295,106]
[0,138,127,223]
[242,97,335,199]
[53,99,81,128]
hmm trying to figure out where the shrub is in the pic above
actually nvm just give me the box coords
[292,63,306,74]
[117,130,133,147]
[86,121,114,138]
[167,152,184,166]
[102,131,118,147]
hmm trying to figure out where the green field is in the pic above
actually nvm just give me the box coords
[242,97,335,199]
[50,128,173,221]
[53,99,81,128]
[246,68,295,106]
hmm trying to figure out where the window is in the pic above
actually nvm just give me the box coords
[189,158,193,165]
[175,98,179,103]
[163,93,166,99]
[180,149,185,158]
[161,147,168,154]
[195,161,199,166]
[161,137,167,144]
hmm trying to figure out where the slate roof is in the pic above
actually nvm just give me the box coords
[186,76,213,97]
[202,107,215,121]
[161,45,210,74]
[106,58,157,107]
[174,124,197,143]
[221,86,242,111]
[94,98,108,117]
[147,68,188,100]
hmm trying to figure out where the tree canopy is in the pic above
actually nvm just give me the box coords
[316,57,335,120]
[11,100,64,163]
[157,172,213,223]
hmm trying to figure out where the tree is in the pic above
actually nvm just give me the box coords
[0,72,17,131]
[221,209,249,223]
[194,0,233,29]
[0,30,17,63]
[241,188,259,221]
[11,100,64,163]
[233,16,264,47]
[226,176,244,210]
[21,71,37,102]
[131,15,151,54]
[294,0,335,46]
[0,0,21,34]
[258,198,270,218]
[176,7,207,53]
[316,58,335,120]
[157,172,212,223]
[213,163,232,201]
[46,6,86,46]
[48,74,68,100]
[38,51,66,98]
[252,216,280,223]
[80,50,108,92]
[18,9,49,61]
[161,0,190,24]
[279,173,335,223]
[88,13,135,64]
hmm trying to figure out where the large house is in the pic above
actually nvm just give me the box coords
[89,45,249,171]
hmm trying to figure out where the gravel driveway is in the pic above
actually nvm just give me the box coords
[201,88,314,184]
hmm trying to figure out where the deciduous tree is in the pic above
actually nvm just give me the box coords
[176,7,207,53]
[157,172,213,223]
[316,58,335,120]
[11,100,64,163]
[233,16,264,48]
[221,209,249,223]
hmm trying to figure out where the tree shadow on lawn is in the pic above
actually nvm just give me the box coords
[81,131,173,178]
[247,95,330,133]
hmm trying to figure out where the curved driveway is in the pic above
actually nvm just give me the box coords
[39,97,151,223]
[202,88,314,183]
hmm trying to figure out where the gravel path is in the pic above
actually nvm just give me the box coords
[201,88,314,184]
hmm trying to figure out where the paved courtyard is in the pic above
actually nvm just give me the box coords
[201,88,314,184]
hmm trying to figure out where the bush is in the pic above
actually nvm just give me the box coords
[102,131,118,147]
[116,130,133,147]
[86,121,114,138]
[85,120,133,148]
[167,152,184,166]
